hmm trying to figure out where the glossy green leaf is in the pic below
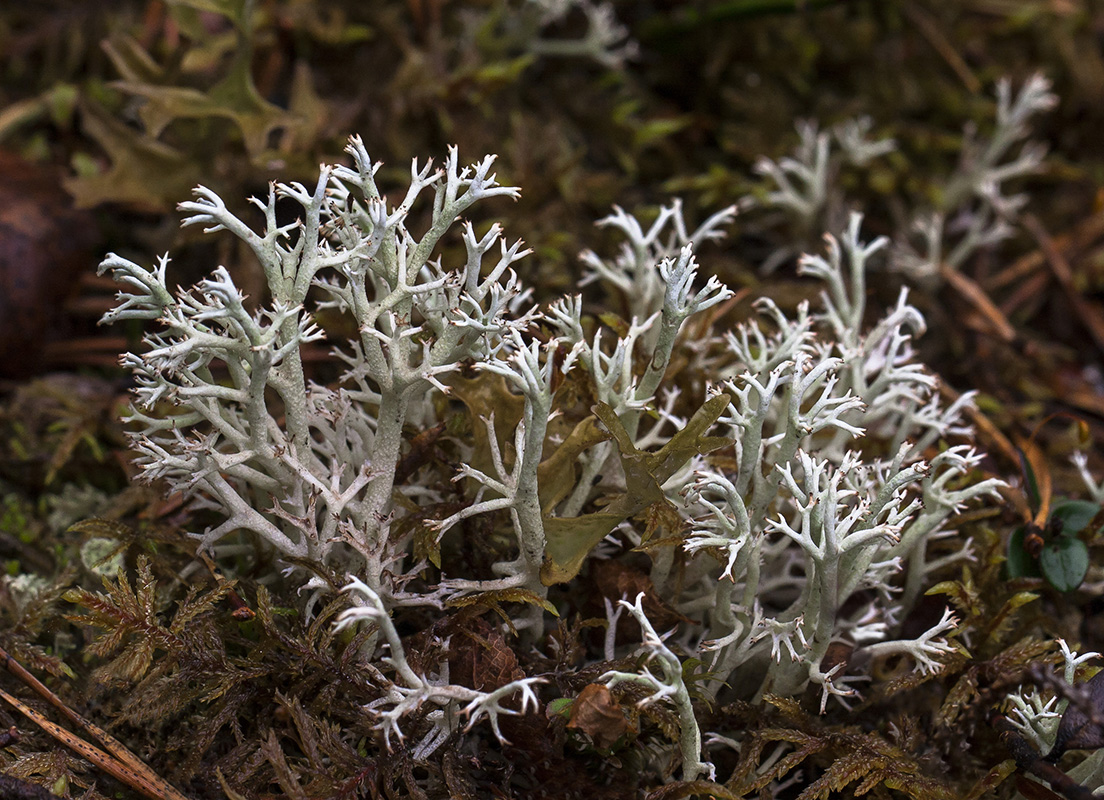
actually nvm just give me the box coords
[1005,526,1040,580]
[1050,499,1101,536]
[1039,537,1089,593]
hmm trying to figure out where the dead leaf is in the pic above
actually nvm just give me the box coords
[64,100,199,211]
[590,560,689,632]
[102,24,298,163]
[567,683,632,749]
[537,414,611,513]
[447,370,526,485]
[540,395,732,585]
[447,617,524,693]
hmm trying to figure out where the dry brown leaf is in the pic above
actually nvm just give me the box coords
[567,683,633,749]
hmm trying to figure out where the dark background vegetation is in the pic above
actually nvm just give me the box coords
[3,1,1104,798]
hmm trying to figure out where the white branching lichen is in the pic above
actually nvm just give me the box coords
[102,132,1005,772]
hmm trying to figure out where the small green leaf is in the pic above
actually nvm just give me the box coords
[45,82,79,127]
[547,697,574,719]
[1039,537,1089,593]
[164,0,248,27]
[1050,499,1101,536]
[470,55,536,86]
[598,312,631,338]
[446,587,559,617]
[1006,527,1041,579]
[412,524,442,569]
[67,518,134,539]
[632,116,691,149]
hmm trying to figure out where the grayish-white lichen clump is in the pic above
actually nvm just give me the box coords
[101,77,1059,780]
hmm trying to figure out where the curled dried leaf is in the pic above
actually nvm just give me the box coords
[567,683,633,749]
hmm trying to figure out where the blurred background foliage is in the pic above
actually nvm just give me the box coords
[3,0,1103,380]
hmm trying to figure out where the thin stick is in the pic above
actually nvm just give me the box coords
[0,688,190,800]
[1023,213,1104,356]
[940,263,1017,342]
[0,645,190,800]
[903,3,981,93]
